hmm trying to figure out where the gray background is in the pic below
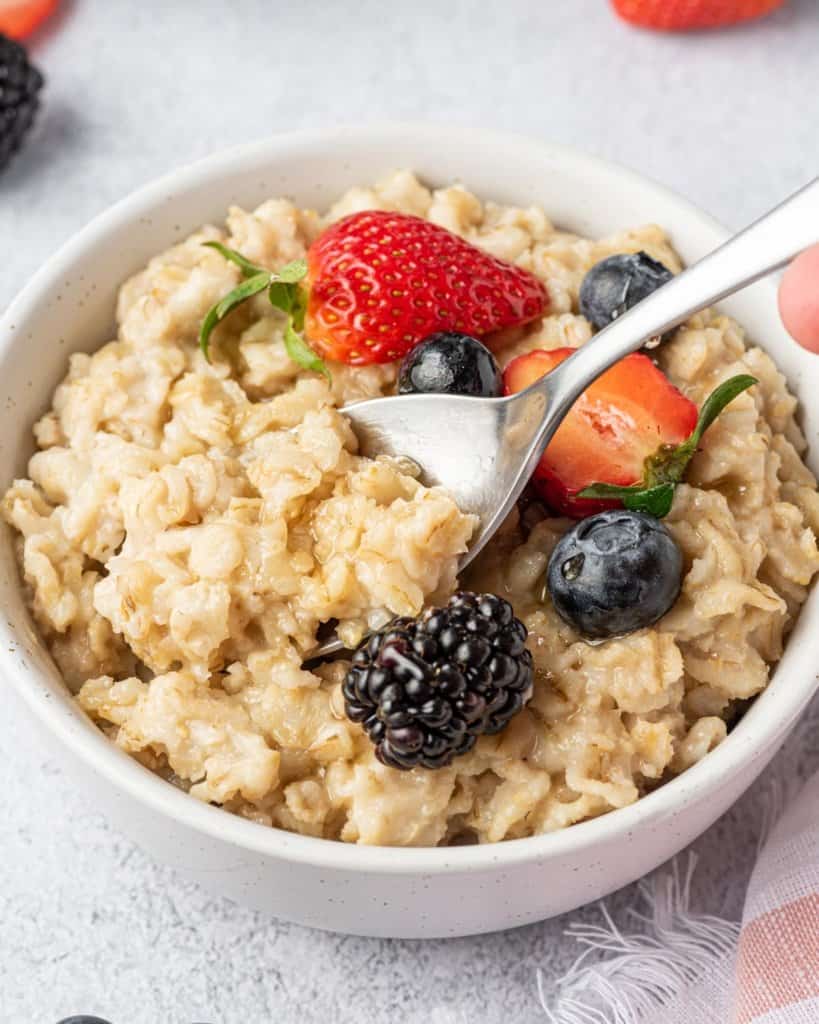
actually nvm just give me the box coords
[2,1,819,1022]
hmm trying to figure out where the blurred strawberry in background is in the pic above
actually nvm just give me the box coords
[612,0,787,30]
[0,0,58,38]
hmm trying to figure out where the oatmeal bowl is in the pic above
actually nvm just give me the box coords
[2,124,818,938]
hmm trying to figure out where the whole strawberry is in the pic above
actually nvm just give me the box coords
[611,0,786,30]
[200,210,548,371]
[305,211,547,365]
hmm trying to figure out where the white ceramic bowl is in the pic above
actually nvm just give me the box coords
[2,124,817,939]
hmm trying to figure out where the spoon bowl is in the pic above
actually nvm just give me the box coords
[342,383,552,566]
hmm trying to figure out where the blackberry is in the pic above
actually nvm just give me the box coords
[343,592,534,770]
[0,33,43,172]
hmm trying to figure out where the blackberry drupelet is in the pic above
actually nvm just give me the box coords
[0,33,43,172]
[343,592,534,770]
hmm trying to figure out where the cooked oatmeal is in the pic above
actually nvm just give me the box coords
[4,171,818,845]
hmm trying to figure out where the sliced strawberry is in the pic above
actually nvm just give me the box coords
[504,348,698,517]
[304,211,548,365]
[0,0,59,38]
[611,0,785,31]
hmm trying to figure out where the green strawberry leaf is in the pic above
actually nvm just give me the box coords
[676,373,759,456]
[623,483,676,518]
[267,281,293,315]
[267,270,328,380]
[200,247,328,380]
[199,271,272,361]
[268,261,309,324]
[578,373,757,518]
[573,480,676,517]
[642,373,758,489]
[284,322,330,382]
[203,241,268,279]
[276,258,308,284]
[575,481,644,500]
[290,285,308,333]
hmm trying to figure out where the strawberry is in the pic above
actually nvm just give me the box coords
[0,0,59,38]
[201,213,548,370]
[303,211,548,365]
[611,0,785,30]
[504,348,699,517]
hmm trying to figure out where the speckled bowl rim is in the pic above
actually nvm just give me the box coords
[2,122,817,874]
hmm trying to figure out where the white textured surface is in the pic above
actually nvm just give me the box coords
[2,1,819,1021]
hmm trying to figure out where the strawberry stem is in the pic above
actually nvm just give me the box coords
[199,244,329,381]
[579,374,758,517]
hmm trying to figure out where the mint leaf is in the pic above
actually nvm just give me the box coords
[203,241,268,279]
[199,271,271,361]
[578,374,757,518]
[284,322,330,382]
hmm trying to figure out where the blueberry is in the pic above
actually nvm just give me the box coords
[546,510,683,640]
[398,331,501,397]
[579,252,673,331]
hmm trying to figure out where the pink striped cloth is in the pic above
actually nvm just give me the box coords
[542,771,819,1023]
[734,771,819,1023]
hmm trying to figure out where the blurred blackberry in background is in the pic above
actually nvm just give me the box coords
[0,33,43,171]
[56,1017,114,1024]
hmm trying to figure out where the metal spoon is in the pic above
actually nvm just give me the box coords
[313,176,819,659]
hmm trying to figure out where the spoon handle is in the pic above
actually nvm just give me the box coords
[533,176,819,442]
